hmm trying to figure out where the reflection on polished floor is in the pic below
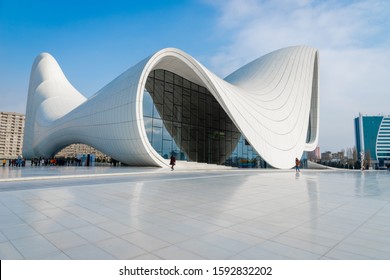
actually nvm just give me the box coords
[0,166,390,260]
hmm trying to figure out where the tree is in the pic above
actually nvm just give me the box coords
[352,146,357,162]
[365,151,371,169]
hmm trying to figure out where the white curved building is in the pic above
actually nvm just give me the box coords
[23,46,319,169]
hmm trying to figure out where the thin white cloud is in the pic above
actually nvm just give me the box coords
[205,0,390,151]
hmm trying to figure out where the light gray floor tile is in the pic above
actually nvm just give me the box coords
[153,245,205,260]
[252,240,322,260]
[237,246,293,260]
[332,241,390,259]
[55,214,91,229]
[96,220,138,236]
[176,238,236,259]
[44,230,90,250]
[17,211,48,223]
[63,243,116,260]
[1,223,40,240]
[196,231,263,253]
[0,231,8,243]
[95,237,147,259]
[271,234,332,255]
[30,219,67,234]
[34,251,71,260]
[228,223,279,239]
[10,235,61,259]
[324,248,373,260]
[121,231,171,252]
[131,253,162,260]
[342,236,390,253]
[71,225,114,243]
[0,213,25,228]
[0,241,24,259]
[141,225,192,244]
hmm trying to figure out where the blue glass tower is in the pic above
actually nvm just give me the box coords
[354,114,390,168]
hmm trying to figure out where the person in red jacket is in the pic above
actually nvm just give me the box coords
[295,158,301,172]
[170,155,176,171]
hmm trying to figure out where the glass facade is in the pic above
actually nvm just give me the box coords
[143,69,264,167]
[376,117,390,166]
[355,115,390,168]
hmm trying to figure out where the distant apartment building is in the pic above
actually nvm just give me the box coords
[346,147,354,160]
[307,146,321,161]
[321,151,332,161]
[331,151,345,161]
[354,113,390,168]
[0,112,25,159]
[56,143,109,161]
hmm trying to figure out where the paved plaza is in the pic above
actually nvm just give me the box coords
[0,165,390,260]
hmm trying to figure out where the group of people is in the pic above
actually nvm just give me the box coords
[30,158,59,166]
[169,155,302,172]
[2,157,25,167]
[2,154,301,172]
[1,157,84,167]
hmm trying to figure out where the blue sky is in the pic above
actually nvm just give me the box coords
[1,0,390,153]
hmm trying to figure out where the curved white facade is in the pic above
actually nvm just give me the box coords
[23,46,319,169]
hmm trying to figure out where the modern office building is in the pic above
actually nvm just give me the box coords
[355,113,390,168]
[23,46,319,169]
[0,112,25,159]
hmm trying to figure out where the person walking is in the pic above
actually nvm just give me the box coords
[2,158,6,167]
[295,157,301,172]
[170,154,176,171]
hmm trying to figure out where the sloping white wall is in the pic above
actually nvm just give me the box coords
[23,46,319,169]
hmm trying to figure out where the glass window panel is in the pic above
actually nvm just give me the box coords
[183,95,191,120]
[226,119,232,131]
[145,79,154,93]
[143,90,154,118]
[152,126,162,153]
[143,117,153,144]
[153,117,163,127]
[182,124,190,141]
[153,107,162,120]
[183,78,191,89]
[165,82,173,93]
[165,71,174,84]
[190,111,198,126]
[162,140,172,159]
[165,91,174,105]
[174,75,183,85]
[164,92,173,121]
[173,105,182,123]
[155,69,164,80]
[154,80,164,104]
[190,127,197,143]
[191,93,198,106]
[191,83,199,91]
[183,87,190,96]
[220,118,226,130]
[163,122,172,140]
[172,123,181,145]
[174,85,182,101]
